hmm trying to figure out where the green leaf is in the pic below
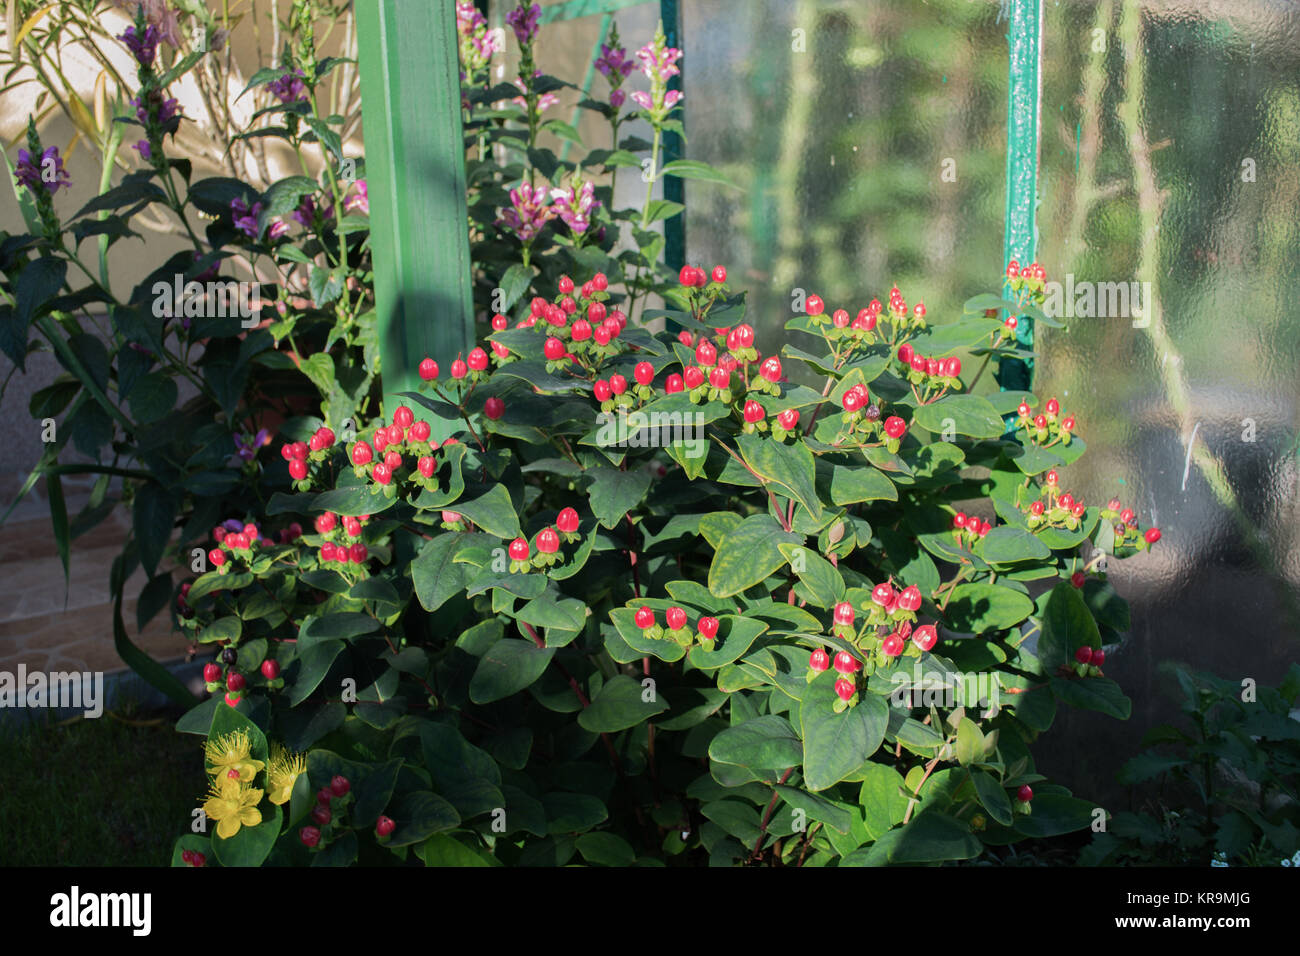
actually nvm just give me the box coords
[543,792,609,835]
[778,543,844,609]
[469,638,555,704]
[1038,581,1101,672]
[944,583,1034,633]
[132,483,175,578]
[575,831,637,866]
[126,373,178,423]
[1050,676,1131,719]
[659,158,738,188]
[1013,794,1097,838]
[642,198,684,223]
[799,672,888,791]
[954,717,985,766]
[300,612,378,645]
[386,791,461,847]
[857,762,909,839]
[412,534,469,613]
[417,833,493,866]
[979,525,1051,564]
[737,434,821,518]
[707,514,803,598]
[578,674,667,732]
[455,485,523,539]
[913,394,1005,439]
[497,262,534,311]
[16,257,67,329]
[829,464,897,504]
[708,715,802,771]
[587,466,652,529]
[971,770,1014,826]
[846,812,980,864]
[291,640,344,705]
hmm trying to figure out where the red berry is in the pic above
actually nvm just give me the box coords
[350,442,373,466]
[665,373,685,394]
[1075,646,1093,664]
[883,416,907,439]
[450,358,468,379]
[330,775,351,797]
[1144,527,1161,543]
[833,650,859,674]
[833,601,854,626]
[508,538,529,561]
[708,367,730,390]
[1017,402,1031,418]
[492,314,508,331]
[530,297,547,317]
[556,507,580,534]
[897,585,922,612]
[383,450,402,471]
[317,788,333,805]
[571,319,593,342]
[743,401,765,424]
[419,358,438,380]
[410,421,431,443]
[1034,414,1048,429]
[711,265,727,283]
[634,361,655,386]
[1005,316,1018,330]
[832,309,850,328]
[1045,398,1060,416]
[695,340,717,367]
[679,265,696,286]
[854,308,877,331]
[349,543,367,563]
[697,616,719,639]
[871,582,895,607]
[777,408,800,431]
[634,606,655,629]
[1061,416,1075,431]
[897,343,914,364]
[321,542,338,561]
[418,455,435,478]
[810,649,831,672]
[1071,571,1086,588]
[300,826,321,847]
[1092,649,1106,666]
[841,390,864,412]
[735,324,755,348]
[684,367,705,390]
[912,624,938,652]
[393,406,414,429]
[881,633,905,657]
[953,512,968,529]
[372,462,392,485]
[558,275,574,294]
[261,659,280,680]
[913,302,926,318]
[1045,470,1060,486]
[1017,785,1033,803]
[979,520,991,537]
[834,677,855,702]
[226,672,245,692]
[1059,493,1075,511]
[609,374,627,396]
[467,347,488,371]
[759,356,782,382]
[203,662,221,683]
[946,357,962,377]
[375,815,396,837]
[666,607,687,631]
[537,528,560,554]
[592,272,608,292]
[594,380,612,402]
[209,548,226,567]
[289,459,308,480]
[588,302,607,324]
[484,397,505,420]
[311,805,332,826]
[1119,508,1134,524]
[1071,503,1086,519]
[805,294,824,316]
[1007,260,1020,278]
[544,337,566,361]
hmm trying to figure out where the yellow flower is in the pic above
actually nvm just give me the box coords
[203,777,264,839]
[266,744,306,806]
[204,729,265,783]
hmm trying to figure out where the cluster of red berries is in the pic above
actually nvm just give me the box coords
[301,775,370,849]
[1026,470,1088,529]
[678,264,727,288]
[804,296,879,336]
[179,848,206,867]
[1072,644,1107,677]
[312,510,372,566]
[350,406,462,492]
[1100,496,1162,550]
[279,426,338,483]
[898,343,961,382]
[203,653,281,705]
[952,511,993,541]
[176,579,195,620]
[837,382,907,447]
[1006,259,1047,282]
[1015,396,1076,445]
[505,507,582,572]
[809,581,939,709]
[633,605,721,650]
[208,521,274,571]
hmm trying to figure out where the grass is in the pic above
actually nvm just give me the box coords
[0,699,202,866]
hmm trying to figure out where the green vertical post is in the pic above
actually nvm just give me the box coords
[997,0,1043,392]
[660,0,686,273]
[355,0,474,431]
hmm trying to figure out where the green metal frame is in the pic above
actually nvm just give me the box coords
[997,0,1043,391]
[355,0,476,432]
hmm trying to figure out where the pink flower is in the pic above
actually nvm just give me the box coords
[511,72,558,114]
[343,179,368,216]
[630,26,683,125]
[456,1,498,74]
[506,3,541,46]
[550,178,600,235]
[497,182,554,243]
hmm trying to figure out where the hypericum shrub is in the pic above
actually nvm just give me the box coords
[173,262,1162,867]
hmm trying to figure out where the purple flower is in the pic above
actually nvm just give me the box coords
[233,430,272,464]
[193,251,220,282]
[131,94,183,136]
[267,69,308,104]
[119,24,161,66]
[231,196,283,240]
[505,3,541,46]
[512,72,558,115]
[343,179,368,216]
[132,139,152,161]
[630,27,684,124]
[609,89,626,109]
[550,178,600,235]
[15,146,71,194]
[497,182,554,243]
[291,195,316,228]
[267,219,290,240]
[595,43,635,80]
